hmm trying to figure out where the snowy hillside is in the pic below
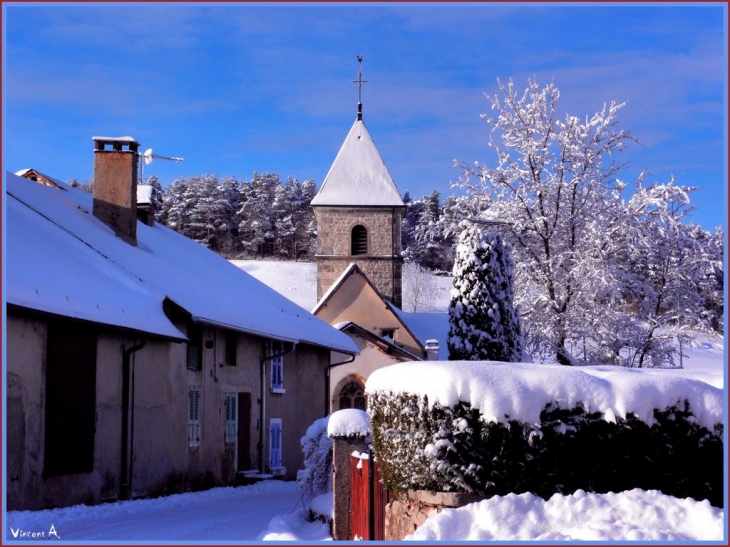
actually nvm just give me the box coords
[232,259,453,312]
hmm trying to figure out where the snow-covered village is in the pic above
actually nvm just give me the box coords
[3,3,727,545]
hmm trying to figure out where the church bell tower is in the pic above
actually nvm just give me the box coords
[311,56,406,309]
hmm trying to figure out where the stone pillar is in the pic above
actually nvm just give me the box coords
[330,435,367,541]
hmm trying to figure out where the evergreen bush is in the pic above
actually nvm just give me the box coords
[368,392,724,507]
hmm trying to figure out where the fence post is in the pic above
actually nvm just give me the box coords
[330,435,367,540]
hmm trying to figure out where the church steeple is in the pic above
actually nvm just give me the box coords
[312,56,405,308]
[353,54,368,121]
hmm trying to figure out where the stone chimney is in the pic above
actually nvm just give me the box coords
[92,136,140,246]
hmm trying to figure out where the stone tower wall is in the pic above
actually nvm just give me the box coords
[314,207,404,308]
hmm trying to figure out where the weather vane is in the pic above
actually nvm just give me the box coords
[353,54,368,120]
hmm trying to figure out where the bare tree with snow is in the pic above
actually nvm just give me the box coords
[456,79,635,365]
[402,261,438,312]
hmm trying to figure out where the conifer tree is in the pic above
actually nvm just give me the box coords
[447,222,523,362]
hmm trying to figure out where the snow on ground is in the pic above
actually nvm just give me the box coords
[405,489,725,541]
[232,260,320,311]
[5,481,329,542]
[232,259,453,313]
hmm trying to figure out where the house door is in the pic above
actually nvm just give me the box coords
[237,392,251,471]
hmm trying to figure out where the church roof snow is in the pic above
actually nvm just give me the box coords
[311,119,405,207]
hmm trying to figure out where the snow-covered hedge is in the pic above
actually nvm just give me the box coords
[367,362,724,507]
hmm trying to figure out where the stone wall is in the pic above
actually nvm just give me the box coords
[385,490,485,540]
[314,208,403,257]
[314,207,404,308]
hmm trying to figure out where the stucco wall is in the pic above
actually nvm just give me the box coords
[328,335,405,413]
[265,343,329,479]
[314,273,423,359]
[6,311,330,509]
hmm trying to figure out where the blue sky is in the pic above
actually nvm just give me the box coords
[3,3,727,231]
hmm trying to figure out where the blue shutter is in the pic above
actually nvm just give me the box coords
[269,419,282,469]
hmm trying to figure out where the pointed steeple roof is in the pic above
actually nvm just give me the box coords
[311,118,405,207]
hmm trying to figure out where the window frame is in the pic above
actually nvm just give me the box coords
[269,418,283,471]
[224,392,237,443]
[270,341,285,393]
[188,386,200,447]
[187,324,203,371]
[351,224,368,255]
[224,331,237,366]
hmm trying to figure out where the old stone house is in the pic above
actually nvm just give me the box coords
[5,136,357,511]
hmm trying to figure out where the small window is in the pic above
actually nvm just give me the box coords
[224,331,237,366]
[187,324,203,371]
[224,393,237,443]
[189,386,200,447]
[270,341,285,393]
[351,225,368,255]
[381,329,395,339]
[269,418,283,470]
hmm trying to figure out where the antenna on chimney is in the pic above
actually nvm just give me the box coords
[138,148,184,184]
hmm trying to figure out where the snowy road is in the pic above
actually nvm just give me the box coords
[6,481,329,542]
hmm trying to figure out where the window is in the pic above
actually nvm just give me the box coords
[224,393,237,443]
[44,321,97,476]
[381,328,395,339]
[338,380,367,411]
[188,386,200,447]
[187,324,203,371]
[224,331,237,366]
[351,225,368,255]
[269,418,282,470]
[270,341,285,393]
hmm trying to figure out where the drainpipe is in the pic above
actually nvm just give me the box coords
[324,353,356,416]
[121,339,146,501]
[258,340,297,473]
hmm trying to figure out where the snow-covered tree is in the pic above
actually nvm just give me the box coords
[615,179,717,367]
[456,78,633,365]
[447,222,522,362]
[402,261,438,312]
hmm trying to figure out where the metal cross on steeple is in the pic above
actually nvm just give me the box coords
[352,54,368,121]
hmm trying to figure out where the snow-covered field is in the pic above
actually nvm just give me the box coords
[5,260,725,543]
[232,259,454,312]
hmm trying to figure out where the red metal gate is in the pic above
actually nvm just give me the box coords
[350,453,389,540]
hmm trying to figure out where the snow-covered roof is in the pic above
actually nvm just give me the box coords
[310,119,405,207]
[366,361,723,430]
[6,172,358,354]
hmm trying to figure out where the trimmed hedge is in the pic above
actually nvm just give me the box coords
[368,392,724,507]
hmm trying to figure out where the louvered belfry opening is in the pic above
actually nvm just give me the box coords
[351,225,368,255]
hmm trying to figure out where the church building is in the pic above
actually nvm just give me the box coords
[311,58,442,413]
[310,58,406,309]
